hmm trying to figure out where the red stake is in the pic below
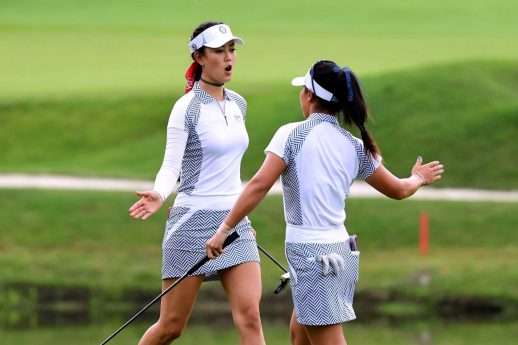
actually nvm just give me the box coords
[420,212,429,256]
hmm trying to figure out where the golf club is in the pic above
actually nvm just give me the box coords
[99,231,240,345]
[256,244,290,294]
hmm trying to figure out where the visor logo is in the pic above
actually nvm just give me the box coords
[191,44,197,51]
[219,26,227,33]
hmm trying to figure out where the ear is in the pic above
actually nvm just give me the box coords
[193,51,204,65]
[306,89,317,103]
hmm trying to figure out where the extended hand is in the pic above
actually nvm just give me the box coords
[129,190,163,220]
[411,156,444,186]
[315,253,345,276]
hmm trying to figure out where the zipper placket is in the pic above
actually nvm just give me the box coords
[217,99,228,126]
[222,113,228,126]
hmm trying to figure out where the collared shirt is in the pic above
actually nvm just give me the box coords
[265,113,382,243]
[156,82,248,207]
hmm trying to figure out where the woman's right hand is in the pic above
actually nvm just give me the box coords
[129,190,163,220]
[411,156,444,186]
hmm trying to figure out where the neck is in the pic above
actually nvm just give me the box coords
[200,77,224,87]
[199,76,225,100]
[308,103,334,116]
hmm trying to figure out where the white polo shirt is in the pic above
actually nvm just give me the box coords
[155,82,249,209]
[265,113,382,243]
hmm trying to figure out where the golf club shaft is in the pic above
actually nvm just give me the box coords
[100,259,206,345]
[100,231,240,345]
[257,243,288,273]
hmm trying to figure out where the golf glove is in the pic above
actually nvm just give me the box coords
[315,253,345,276]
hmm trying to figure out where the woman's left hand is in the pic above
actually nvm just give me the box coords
[411,156,444,186]
[205,223,230,259]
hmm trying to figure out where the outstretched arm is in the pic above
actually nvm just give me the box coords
[366,156,444,200]
[206,153,287,259]
[128,127,187,220]
[129,190,164,220]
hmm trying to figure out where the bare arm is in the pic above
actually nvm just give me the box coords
[366,156,444,200]
[205,153,287,258]
[225,153,286,227]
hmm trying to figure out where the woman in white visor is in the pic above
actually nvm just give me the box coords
[129,21,265,345]
[206,60,444,344]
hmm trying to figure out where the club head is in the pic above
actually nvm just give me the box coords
[273,272,290,294]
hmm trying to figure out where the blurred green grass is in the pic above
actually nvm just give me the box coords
[1,0,517,188]
[1,0,518,100]
[1,61,517,189]
[0,190,516,301]
[2,320,518,345]
[1,1,517,329]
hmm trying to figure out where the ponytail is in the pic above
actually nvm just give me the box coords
[335,67,380,158]
[356,122,379,158]
[184,62,201,93]
[309,60,380,158]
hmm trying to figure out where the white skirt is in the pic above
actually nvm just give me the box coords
[162,206,259,281]
[285,240,359,325]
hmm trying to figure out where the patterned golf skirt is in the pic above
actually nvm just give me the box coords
[285,240,359,325]
[162,206,260,281]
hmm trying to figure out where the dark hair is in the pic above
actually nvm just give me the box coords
[311,60,380,158]
[189,21,223,81]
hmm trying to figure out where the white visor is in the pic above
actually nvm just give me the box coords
[188,24,244,53]
[291,69,338,102]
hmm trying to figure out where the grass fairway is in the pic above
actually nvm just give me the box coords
[1,1,517,188]
[1,0,518,100]
[0,190,516,303]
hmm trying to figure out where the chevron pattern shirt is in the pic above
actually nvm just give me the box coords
[265,113,381,243]
[154,82,248,206]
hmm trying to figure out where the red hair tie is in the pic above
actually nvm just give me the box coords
[184,62,200,93]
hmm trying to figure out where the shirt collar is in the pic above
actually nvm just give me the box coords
[308,112,339,124]
[193,82,231,104]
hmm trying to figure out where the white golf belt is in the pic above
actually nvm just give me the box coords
[173,192,240,210]
[285,224,349,243]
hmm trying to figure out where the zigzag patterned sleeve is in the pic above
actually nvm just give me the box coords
[357,139,383,180]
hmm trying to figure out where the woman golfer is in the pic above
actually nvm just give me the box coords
[129,21,265,345]
[206,60,444,345]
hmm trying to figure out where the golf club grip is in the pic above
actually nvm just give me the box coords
[223,230,240,247]
[186,231,240,275]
